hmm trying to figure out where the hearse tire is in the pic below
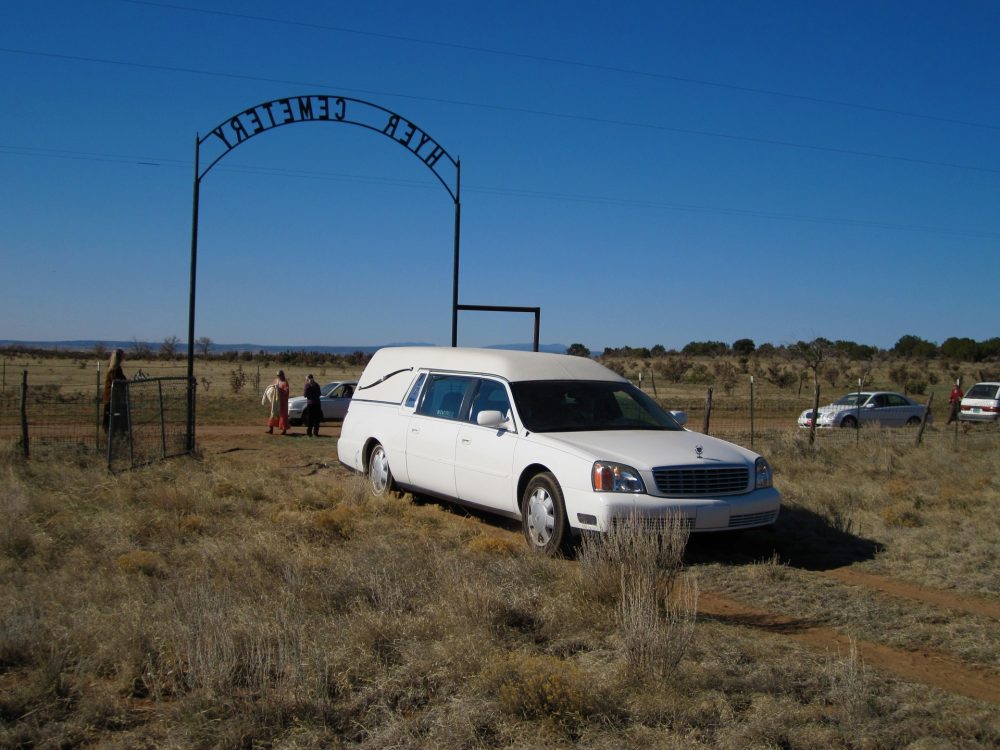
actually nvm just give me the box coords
[521,472,570,556]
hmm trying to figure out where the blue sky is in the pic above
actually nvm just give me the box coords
[2,0,997,352]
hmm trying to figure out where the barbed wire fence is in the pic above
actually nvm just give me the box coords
[633,372,995,449]
[3,359,995,468]
[1,361,193,470]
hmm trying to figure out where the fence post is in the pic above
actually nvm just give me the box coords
[158,380,167,459]
[96,362,102,450]
[915,392,933,446]
[20,370,29,458]
[650,369,658,398]
[702,386,713,434]
[749,375,755,449]
[856,378,862,444]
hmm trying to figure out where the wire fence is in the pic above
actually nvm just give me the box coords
[3,362,997,466]
[647,388,996,448]
[1,364,193,470]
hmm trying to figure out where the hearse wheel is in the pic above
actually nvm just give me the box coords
[522,472,570,556]
[368,442,394,496]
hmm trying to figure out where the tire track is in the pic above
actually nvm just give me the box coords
[821,567,1000,620]
[699,591,1000,706]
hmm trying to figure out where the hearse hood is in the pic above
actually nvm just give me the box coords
[533,429,758,469]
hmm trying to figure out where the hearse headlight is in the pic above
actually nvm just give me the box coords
[755,458,773,489]
[592,462,646,493]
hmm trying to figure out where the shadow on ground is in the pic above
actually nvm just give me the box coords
[685,504,883,571]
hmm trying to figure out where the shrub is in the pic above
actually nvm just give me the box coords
[490,652,603,725]
[466,534,520,556]
[228,365,247,394]
[313,506,356,539]
[116,549,167,578]
[578,513,696,679]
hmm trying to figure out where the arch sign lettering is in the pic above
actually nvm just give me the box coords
[198,95,459,201]
[185,95,463,448]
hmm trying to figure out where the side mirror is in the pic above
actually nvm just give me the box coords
[670,410,688,426]
[865,403,876,409]
[476,410,509,429]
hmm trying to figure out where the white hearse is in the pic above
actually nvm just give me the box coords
[338,347,780,554]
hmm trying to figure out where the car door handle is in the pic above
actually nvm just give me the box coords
[461,438,471,445]
[411,427,420,434]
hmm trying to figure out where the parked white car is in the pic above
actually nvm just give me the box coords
[288,380,357,426]
[959,382,1000,423]
[798,391,931,429]
[338,347,780,554]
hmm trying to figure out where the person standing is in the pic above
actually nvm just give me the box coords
[267,370,290,435]
[102,348,127,434]
[947,379,964,425]
[304,374,322,437]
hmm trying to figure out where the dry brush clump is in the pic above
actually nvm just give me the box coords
[578,512,698,682]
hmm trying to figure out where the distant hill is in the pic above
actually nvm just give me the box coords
[0,340,572,355]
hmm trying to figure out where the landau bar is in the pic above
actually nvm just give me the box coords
[206,95,447,168]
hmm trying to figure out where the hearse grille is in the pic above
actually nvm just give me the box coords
[728,510,778,528]
[652,465,749,496]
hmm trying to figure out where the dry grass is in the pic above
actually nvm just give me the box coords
[2,430,1000,748]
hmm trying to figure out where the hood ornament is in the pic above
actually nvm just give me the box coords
[695,444,704,459]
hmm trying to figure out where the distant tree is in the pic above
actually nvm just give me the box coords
[682,340,729,356]
[892,334,937,358]
[731,338,756,356]
[94,341,108,360]
[650,344,667,357]
[654,357,691,382]
[978,337,1000,360]
[834,340,878,360]
[756,343,777,357]
[940,337,977,361]
[160,336,180,359]
[790,338,833,445]
[196,336,213,358]
[566,343,591,357]
[131,337,153,359]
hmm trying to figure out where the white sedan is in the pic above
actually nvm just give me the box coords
[798,391,931,429]
[288,380,357,426]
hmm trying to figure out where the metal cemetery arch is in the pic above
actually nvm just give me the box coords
[186,95,462,448]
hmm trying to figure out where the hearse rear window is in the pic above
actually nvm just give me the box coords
[404,373,427,408]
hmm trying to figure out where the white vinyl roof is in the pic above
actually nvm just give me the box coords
[356,346,625,403]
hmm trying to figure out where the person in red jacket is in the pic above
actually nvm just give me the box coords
[947,380,964,424]
[266,370,290,435]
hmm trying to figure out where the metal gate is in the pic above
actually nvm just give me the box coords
[107,376,193,471]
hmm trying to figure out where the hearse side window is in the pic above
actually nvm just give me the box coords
[416,374,474,420]
[404,373,427,408]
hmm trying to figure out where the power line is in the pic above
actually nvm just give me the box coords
[2,46,998,177]
[122,0,1000,132]
[3,144,997,240]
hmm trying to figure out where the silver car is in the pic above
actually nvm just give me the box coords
[798,391,931,429]
[288,380,357,426]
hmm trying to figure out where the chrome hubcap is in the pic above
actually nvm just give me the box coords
[369,448,388,494]
[526,488,554,546]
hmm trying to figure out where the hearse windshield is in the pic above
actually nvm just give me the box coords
[510,380,684,433]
